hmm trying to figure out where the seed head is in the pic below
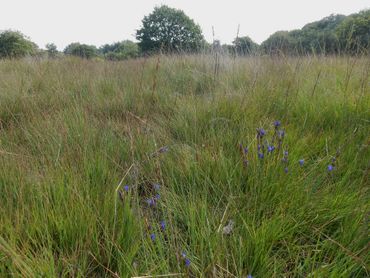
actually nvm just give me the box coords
[153,183,160,191]
[158,146,169,153]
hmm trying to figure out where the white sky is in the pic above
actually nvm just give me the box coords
[0,0,368,50]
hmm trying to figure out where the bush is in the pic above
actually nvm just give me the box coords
[99,40,139,60]
[0,30,37,58]
[64,43,97,59]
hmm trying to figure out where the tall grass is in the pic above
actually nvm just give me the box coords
[0,55,369,277]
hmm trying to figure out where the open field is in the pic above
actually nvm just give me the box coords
[0,55,369,277]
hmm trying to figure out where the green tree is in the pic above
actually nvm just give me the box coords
[233,36,258,55]
[99,40,139,60]
[136,5,204,53]
[64,43,97,59]
[296,14,345,54]
[45,43,58,58]
[336,9,370,54]
[0,30,37,58]
[261,31,298,55]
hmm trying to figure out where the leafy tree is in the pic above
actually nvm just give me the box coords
[336,9,370,54]
[261,31,298,55]
[260,14,350,55]
[0,30,37,58]
[296,14,345,54]
[45,43,58,58]
[64,43,97,59]
[136,5,204,53]
[99,40,139,60]
[233,36,258,55]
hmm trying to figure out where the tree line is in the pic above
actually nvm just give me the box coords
[0,6,369,60]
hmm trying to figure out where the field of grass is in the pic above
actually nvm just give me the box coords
[0,55,369,277]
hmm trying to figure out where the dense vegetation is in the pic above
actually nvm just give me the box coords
[0,7,368,60]
[136,5,205,53]
[0,55,368,277]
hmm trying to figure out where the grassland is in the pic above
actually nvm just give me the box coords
[0,55,369,277]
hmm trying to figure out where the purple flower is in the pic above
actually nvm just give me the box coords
[160,220,166,231]
[274,120,281,127]
[123,185,129,192]
[146,198,155,206]
[257,128,266,138]
[328,164,334,172]
[257,144,262,151]
[284,150,288,157]
[185,258,191,267]
[284,167,288,173]
[181,251,186,258]
[150,233,156,241]
[247,275,253,278]
[267,145,275,153]
[155,193,160,200]
[243,147,248,154]
[258,152,264,159]
[160,220,166,230]
[299,159,304,166]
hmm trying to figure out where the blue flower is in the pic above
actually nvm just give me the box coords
[328,164,334,172]
[146,198,155,206]
[155,193,160,200]
[150,233,156,241]
[247,275,253,278]
[284,150,288,157]
[185,258,191,267]
[258,152,264,159]
[274,120,281,127]
[257,128,266,137]
[123,185,129,192]
[243,147,249,154]
[160,220,166,230]
[284,167,288,173]
[267,145,275,153]
[299,159,304,166]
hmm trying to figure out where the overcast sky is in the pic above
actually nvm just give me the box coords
[0,0,368,50]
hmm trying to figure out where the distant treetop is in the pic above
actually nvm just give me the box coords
[0,30,37,58]
[136,5,205,53]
